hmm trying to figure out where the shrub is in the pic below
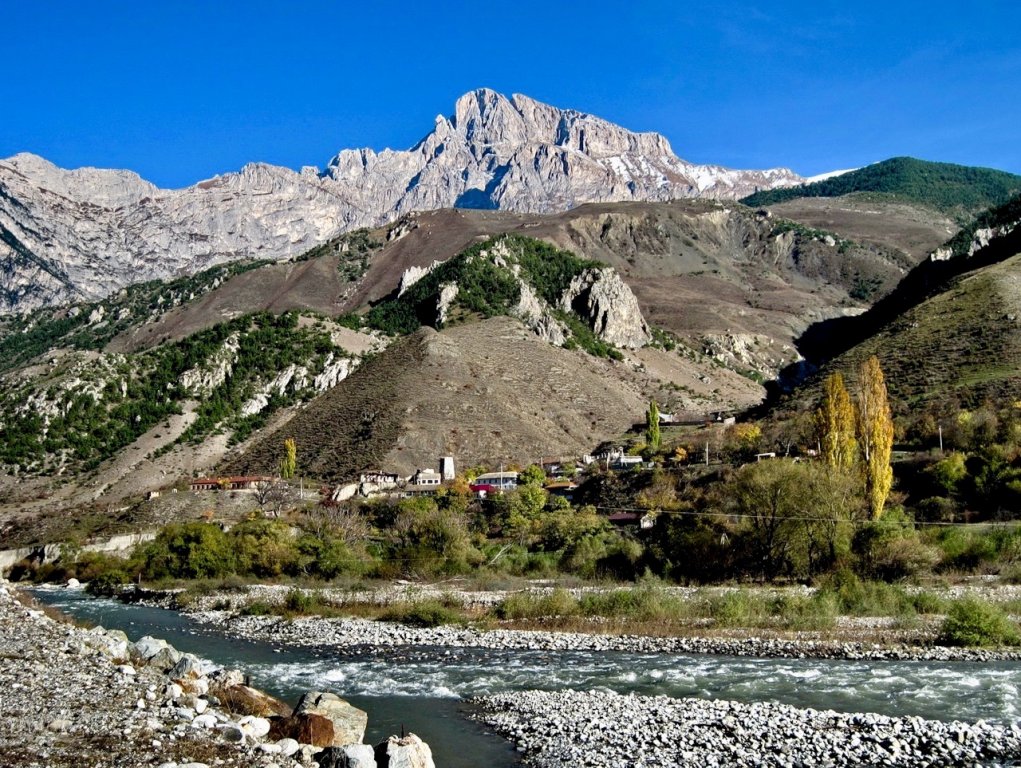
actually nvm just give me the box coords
[771,592,837,630]
[85,570,129,597]
[578,585,683,622]
[379,599,461,627]
[139,522,237,580]
[708,591,768,627]
[852,510,938,580]
[240,600,275,616]
[1001,563,1021,584]
[938,599,1020,647]
[928,528,998,572]
[284,588,326,615]
[820,570,915,618]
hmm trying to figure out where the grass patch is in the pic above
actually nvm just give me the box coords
[496,589,580,620]
[379,598,464,627]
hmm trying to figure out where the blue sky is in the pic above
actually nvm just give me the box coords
[3,1,1019,188]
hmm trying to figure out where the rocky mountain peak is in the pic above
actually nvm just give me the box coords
[0,89,805,314]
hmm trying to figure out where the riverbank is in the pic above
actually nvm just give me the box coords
[0,582,301,768]
[471,689,1021,767]
[0,580,420,768]
[21,583,1021,768]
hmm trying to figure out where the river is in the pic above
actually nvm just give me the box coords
[31,587,1021,765]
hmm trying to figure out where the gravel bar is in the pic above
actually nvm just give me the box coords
[194,610,1021,663]
[471,689,1021,767]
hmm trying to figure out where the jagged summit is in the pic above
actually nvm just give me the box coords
[0,89,804,314]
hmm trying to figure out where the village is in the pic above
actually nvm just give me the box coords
[184,443,665,529]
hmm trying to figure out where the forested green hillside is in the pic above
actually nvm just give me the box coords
[741,157,1021,214]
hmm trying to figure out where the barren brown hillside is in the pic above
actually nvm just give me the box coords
[766,196,957,261]
[223,317,695,481]
[107,202,919,380]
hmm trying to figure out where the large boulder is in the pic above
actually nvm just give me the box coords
[294,691,367,746]
[130,635,183,671]
[84,626,130,659]
[316,744,377,768]
[214,684,293,718]
[374,734,435,768]
[170,653,205,680]
[268,712,337,747]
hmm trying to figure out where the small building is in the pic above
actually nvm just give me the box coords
[401,483,439,498]
[360,470,400,488]
[411,468,443,486]
[440,456,456,481]
[546,481,578,501]
[610,455,643,471]
[189,475,274,492]
[470,471,519,497]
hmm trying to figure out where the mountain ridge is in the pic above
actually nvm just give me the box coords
[0,88,804,315]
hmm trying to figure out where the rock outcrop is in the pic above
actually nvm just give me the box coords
[0,89,803,314]
[513,282,567,346]
[559,267,651,348]
[374,733,436,768]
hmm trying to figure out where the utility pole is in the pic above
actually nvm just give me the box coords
[938,424,943,453]
[705,441,709,466]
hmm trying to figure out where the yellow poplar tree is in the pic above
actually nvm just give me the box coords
[854,356,894,519]
[815,372,857,471]
[280,438,297,480]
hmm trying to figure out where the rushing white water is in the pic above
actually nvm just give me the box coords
[248,647,1019,724]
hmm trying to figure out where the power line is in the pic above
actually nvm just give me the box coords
[587,504,1021,529]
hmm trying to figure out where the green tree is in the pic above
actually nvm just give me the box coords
[646,400,661,453]
[491,485,549,545]
[139,522,236,579]
[519,464,546,487]
[854,356,894,519]
[280,437,297,480]
[928,451,967,495]
[725,460,859,580]
[384,497,481,577]
[816,372,857,471]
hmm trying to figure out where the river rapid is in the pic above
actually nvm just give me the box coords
[31,587,1021,766]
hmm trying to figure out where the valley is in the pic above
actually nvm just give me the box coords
[3,85,1021,768]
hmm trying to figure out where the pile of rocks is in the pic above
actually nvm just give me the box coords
[473,689,1021,767]
[0,581,433,768]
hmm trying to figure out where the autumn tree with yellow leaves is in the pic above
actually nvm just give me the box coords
[854,356,894,519]
[816,372,858,471]
[280,437,297,480]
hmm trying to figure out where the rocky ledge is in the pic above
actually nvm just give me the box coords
[471,689,1021,767]
[0,581,432,768]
